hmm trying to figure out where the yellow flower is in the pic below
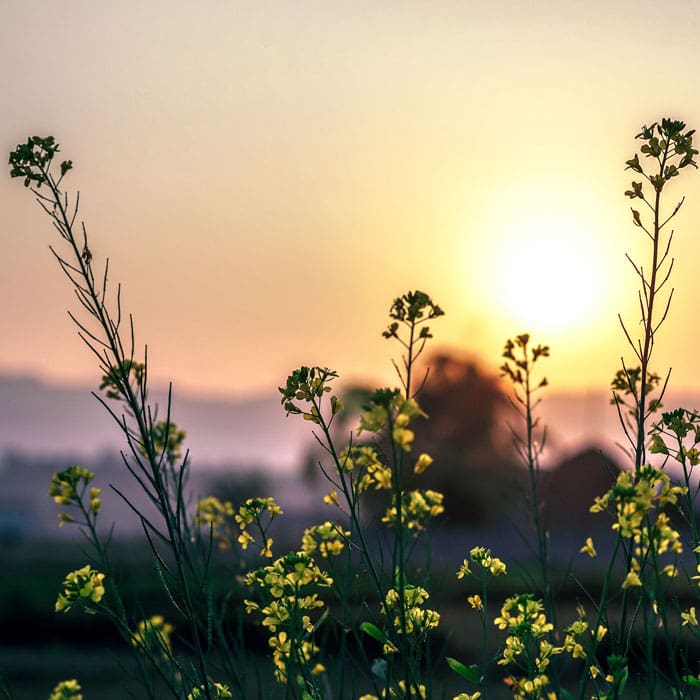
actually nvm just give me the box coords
[467,594,483,611]
[413,453,433,475]
[55,565,106,612]
[243,599,259,613]
[49,679,83,700]
[580,537,597,558]
[662,564,678,578]
[489,558,507,576]
[622,570,642,589]
[323,490,340,506]
[457,559,471,578]
[681,607,698,628]
[453,694,481,700]
[237,530,254,550]
[89,487,101,515]
[186,682,232,699]
[392,426,415,451]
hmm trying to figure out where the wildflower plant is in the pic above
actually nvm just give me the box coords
[8,119,700,700]
[278,291,444,698]
[9,136,249,699]
[581,119,700,699]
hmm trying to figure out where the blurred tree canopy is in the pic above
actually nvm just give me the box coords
[410,352,521,524]
[302,351,522,525]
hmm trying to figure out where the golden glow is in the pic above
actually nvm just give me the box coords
[492,217,603,333]
[3,2,700,394]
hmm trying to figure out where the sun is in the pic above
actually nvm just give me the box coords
[483,216,607,336]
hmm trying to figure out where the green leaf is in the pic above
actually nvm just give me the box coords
[360,621,388,644]
[446,657,480,683]
[684,675,700,688]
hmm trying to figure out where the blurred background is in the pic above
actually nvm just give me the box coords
[3,0,700,696]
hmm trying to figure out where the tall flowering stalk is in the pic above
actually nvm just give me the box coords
[500,335,554,628]
[279,291,444,698]
[615,118,697,470]
[587,119,698,699]
[8,137,232,699]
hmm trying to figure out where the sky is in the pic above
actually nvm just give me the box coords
[3,1,700,399]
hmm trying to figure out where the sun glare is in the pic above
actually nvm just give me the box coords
[482,215,606,336]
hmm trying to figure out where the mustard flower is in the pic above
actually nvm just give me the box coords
[49,679,83,700]
[49,466,99,525]
[622,570,642,589]
[467,594,483,611]
[323,490,340,506]
[457,559,471,578]
[55,565,105,613]
[580,537,597,558]
[413,453,433,475]
[682,607,698,628]
[195,496,235,549]
[49,466,95,506]
[382,489,444,533]
[300,521,349,558]
[186,682,232,699]
[469,546,507,576]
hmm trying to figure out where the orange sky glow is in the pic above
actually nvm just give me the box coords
[3,1,700,399]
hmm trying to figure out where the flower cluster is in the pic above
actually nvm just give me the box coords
[382,290,444,342]
[650,407,700,466]
[382,584,440,637]
[195,496,236,549]
[49,679,82,700]
[99,359,145,401]
[143,419,187,464]
[358,391,427,453]
[55,565,106,613]
[131,615,174,659]
[8,135,71,188]
[558,608,607,666]
[500,334,550,389]
[382,489,444,534]
[458,546,508,578]
[244,552,331,683]
[591,466,685,588]
[300,521,350,558]
[235,497,284,558]
[624,119,697,201]
[186,682,233,699]
[359,679,428,700]
[48,465,101,526]
[338,445,393,492]
[279,366,342,425]
[589,655,630,700]
[494,594,560,699]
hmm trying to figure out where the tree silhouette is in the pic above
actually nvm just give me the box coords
[411,352,521,524]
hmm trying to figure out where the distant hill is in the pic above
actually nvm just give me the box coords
[0,373,313,472]
[2,372,700,474]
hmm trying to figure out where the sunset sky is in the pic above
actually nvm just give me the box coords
[3,1,700,399]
